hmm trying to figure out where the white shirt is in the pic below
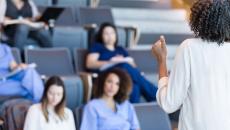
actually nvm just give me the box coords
[23,104,76,130]
[157,38,230,130]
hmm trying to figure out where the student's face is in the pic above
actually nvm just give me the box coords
[102,26,117,46]
[47,85,64,107]
[103,73,120,98]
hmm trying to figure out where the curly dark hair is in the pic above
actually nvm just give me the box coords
[93,68,132,104]
[189,0,230,45]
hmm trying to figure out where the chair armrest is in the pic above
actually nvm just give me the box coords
[79,72,93,103]
[0,23,3,31]
[83,23,98,30]
[116,25,140,47]
[116,25,137,30]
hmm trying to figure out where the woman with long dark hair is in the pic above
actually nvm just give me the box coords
[24,76,75,130]
[86,22,158,103]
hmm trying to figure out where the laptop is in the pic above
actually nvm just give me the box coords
[37,7,65,23]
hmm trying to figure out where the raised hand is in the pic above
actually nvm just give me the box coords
[151,35,167,63]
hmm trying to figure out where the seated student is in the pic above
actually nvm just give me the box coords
[80,68,140,130]
[86,22,157,103]
[0,0,52,50]
[24,76,76,130]
[0,41,44,103]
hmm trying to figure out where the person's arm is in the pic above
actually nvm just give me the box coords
[28,0,41,21]
[80,104,98,130]
[0,0,6,23]
[6,46,28,71]
[9,60,18,70]
[7,48,27,71]
[2,17,24,26]
[28,0,48,30]
[152,36,191,113]
[5,16,45,28]
[152,36,168,79]
[86,53,111,69]
[10,61,28,71]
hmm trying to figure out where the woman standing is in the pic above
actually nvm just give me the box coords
[152,0,230,130]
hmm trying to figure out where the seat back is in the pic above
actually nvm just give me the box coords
[1,99,32,130]
[74,48,88,73]
[128,49,158,74]
[62,76,84,110]
[77,7,130,48]
[77,7,114,26]
[57,0,87,7]
[99,0,171,9]
[134,103,172,130]
[24,48,75,76]
[52,27,87,50]
[33,0,50,6]
[55,7,78,26]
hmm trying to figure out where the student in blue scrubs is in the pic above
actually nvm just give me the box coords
[86,22,157,103]
[80,68,140,130]
[0,42,44,103]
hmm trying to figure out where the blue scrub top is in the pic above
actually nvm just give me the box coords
[0,43,15,77]
[89,43,129,61]
[88,43,129,72]
[80,99,140,130]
